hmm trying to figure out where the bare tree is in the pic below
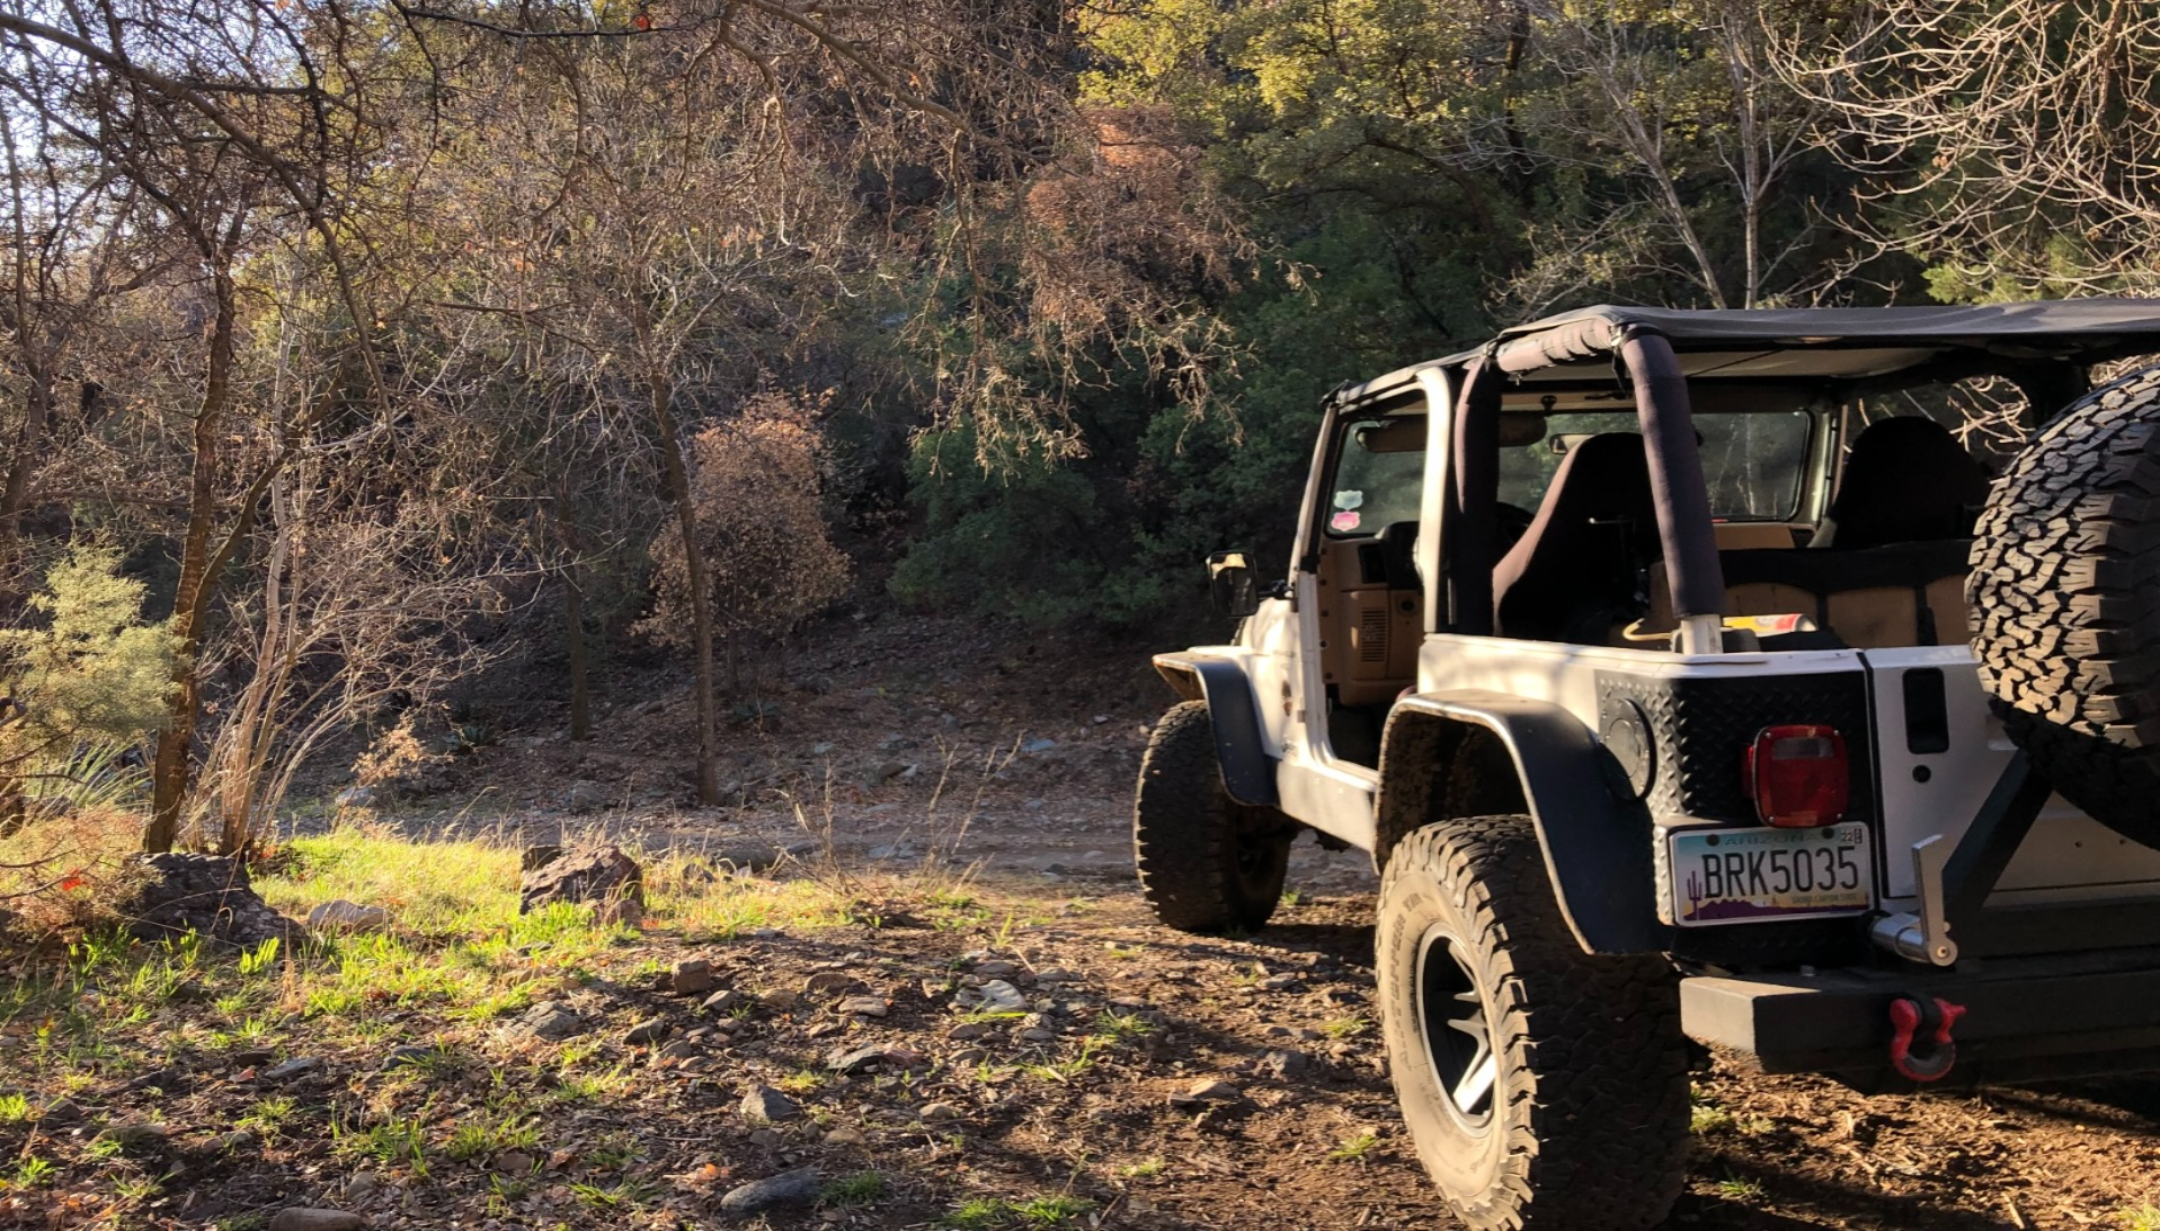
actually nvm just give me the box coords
[1519,0,1834,309]
[1776,0,2160,297]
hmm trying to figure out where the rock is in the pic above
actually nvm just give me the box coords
[702,989,747,1015]
[520,844,563,872]
[514,1002,583,1041]
[824,1126,865,1146]
[119,853,302,950]
[655,1039,699,1063]
[1031,967,1076,984]
[835,995,887,1018]
[949,1047,988,1067]
[919,1102,963,1121]
[973,960,1021,979]
[758,989,802,1011]
[740,1086,800,1123]
[946,1023,991,1041]
[214,1130,257,1152]
[268,1210,365,1231]
[624,1018,670,1046]
[345,1173,381,1198]
[561,779,610,814]
[334,785,376,809]
[98,1119,168,1149]
[712,841,813,874]
[493,1151,534,1176]
[1017,1027,1057,1043]
[1171,1079,1243,1107]
[123,1066,190,1095]
[379,1047,437,1071]
[518,845,644,924]
[825,1044,924,1075]
[262,1057,322,1081]
[1020,738,1057,754]
[307,900,390,932]
[970,980,1027,1013]
[671,959,713,995]
[866,840,918,860]
[1257,974,1299,992]
[719,1166,822,1216]
[747,1128,784,1149]
[802,971,866,997]
[38,1099,82,1125]
[1261,1049,1311,1079]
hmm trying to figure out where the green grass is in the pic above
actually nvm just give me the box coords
[444,1113,540,1162]
[944,1195,1095,1229]
[1319,1015,1370,1039]
[0,1094,29,1123]
[1716,1175,1766,1201]
[235,1097,296,1140]
[2118,1207,2160,1231]
[1328,1130,1380,1162]
[1120,1157,1166,1178]
[777,1068,829,1094]
[821,1171,888,1208]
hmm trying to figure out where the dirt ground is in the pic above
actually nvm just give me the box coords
[51,611,2150,1229]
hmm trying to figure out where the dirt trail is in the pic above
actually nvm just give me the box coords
[313,613,2160,1229]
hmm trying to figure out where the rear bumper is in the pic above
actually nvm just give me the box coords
[1681,952,2160,1084]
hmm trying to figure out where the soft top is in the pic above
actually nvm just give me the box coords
[1341,298,2160,406]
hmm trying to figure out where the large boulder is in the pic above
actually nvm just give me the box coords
[519,844,644,924]
[121,853,301,950]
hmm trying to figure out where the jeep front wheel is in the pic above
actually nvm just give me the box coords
[1133,700,1290,933]
[1376,816,1689,1230]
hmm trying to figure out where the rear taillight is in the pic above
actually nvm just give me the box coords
[1744,724,1849,828]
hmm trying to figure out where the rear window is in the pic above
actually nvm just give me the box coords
[1498,411,1812,522]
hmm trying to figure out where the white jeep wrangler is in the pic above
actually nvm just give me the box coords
[1132,301,2160,1230]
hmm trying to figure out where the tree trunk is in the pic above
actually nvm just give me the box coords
[146,251,239,852]
[645,367,719,805]
[0,369,53,599]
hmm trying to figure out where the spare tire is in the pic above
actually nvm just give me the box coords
[1970,364,2160,845]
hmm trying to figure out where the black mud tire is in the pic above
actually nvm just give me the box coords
[1376,817,1689,1231]
[1133,700,1290,933]
[1970,365,2160,844]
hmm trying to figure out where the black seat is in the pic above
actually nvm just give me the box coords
[1493,433,1657,642]
[1813,416,1991,548]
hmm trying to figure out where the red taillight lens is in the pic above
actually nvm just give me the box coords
[1744,724,1849,828]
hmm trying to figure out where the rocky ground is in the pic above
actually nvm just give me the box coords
[4,840,2159,1230]
[4,613,2159,1228]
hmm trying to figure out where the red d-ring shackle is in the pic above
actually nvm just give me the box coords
[1888,995,1967,1082]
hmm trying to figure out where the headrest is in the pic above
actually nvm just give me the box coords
[1824,417,1990,549]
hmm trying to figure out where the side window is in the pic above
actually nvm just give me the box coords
[1326,415,1426,537]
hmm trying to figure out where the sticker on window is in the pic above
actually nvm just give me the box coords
[1330,510,1362,532]
[1334,490,1365,510]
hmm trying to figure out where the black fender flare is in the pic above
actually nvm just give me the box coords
[1152,655,1280,808]
[1380,689,1668,955]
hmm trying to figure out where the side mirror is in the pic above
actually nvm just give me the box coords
[1207,550,1261,618]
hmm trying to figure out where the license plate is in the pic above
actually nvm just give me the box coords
[1668,823,1872,926]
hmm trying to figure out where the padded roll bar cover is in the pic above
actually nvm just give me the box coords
[1621,328,1728,622]
[1385,690,1670,954]
[1450,355,1502,635]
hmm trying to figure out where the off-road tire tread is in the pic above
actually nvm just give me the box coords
[1970,364,2160,840]
[1133,701,1286,933]
[1378,817,1689,1231]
